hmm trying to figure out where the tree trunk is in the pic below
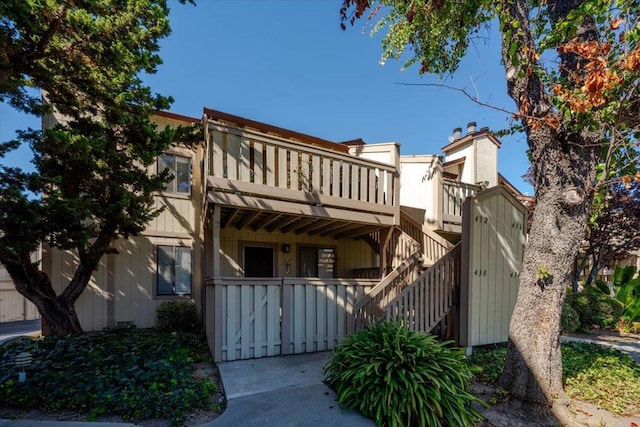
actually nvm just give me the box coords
[496,0,601,417]
[1,244,108,337]
[499,128,598,415]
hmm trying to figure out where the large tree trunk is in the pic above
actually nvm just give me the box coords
[1,242,109,337]
[498,131,597,408]
[497,1,601,418]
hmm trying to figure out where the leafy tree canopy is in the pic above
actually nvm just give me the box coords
[0,0,196,335]
[340,0,639,418]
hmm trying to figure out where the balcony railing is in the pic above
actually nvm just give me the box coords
[441,179,480,226]
[206,126,398,215]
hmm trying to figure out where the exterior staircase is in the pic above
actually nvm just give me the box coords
[354,209,461,337]
[355,186,528,347]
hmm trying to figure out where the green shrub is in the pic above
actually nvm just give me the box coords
[593,279,611,295]
[561,303,580,334]
[324,321,483,427]
[612,265,640,322]
[467,344,506,384]
[565,290,624,331]
[156,300,201,333]
[0,329,216,424]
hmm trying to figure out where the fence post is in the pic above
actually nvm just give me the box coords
[281,279,292,355]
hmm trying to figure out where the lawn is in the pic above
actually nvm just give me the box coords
[468,341,640,417]
[0,327,221,425]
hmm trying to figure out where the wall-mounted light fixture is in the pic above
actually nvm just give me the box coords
[284,260,291,275]
[282,244,291,253]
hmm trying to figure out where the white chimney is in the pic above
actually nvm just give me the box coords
[452,127,462,140]
[467,121,477,134]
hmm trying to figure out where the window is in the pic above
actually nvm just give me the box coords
[158,154,191,194]
[243,245,275,277]
[299,247,335,278]
[157,246,192,296]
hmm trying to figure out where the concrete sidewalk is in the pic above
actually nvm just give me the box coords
[0,320,41,345]
[0,422,134,427]
[562,331,640,363]
[205,351,374,427]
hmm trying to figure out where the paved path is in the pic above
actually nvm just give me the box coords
[204,351,374,427]
[562,331,640,363]
[0,320,41,345]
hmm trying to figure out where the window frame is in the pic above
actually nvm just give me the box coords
[157,153,192,195]
[156,245,192,297]
[297,245,337,278]
[241,243,277,278]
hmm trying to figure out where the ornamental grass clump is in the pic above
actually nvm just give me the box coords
[323,321,483,427]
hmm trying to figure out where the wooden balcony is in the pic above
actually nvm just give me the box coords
[205,120,399,237]
[435,179,480,241]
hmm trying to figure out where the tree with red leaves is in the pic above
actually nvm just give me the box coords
[340,0,639,422]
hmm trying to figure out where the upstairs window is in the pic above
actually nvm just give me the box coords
[157,245,192,296]
[158,154,191,194]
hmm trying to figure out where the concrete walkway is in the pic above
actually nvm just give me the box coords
[562,331,640,363]
[0,320,41,345]
[204,351,374,427]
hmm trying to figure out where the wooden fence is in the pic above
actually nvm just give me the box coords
[206,277,376,362]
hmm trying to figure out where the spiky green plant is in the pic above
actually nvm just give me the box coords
[324,321,483,427]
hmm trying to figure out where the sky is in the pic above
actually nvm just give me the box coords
[0,0,533,195]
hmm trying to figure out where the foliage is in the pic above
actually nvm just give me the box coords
[612,265,640,322]
[0,0,197,335]
[574,182,640,290]
[156,300,201,333]
[565,288,624,331]
[593,279,611,295]
[561,303,580,334]
[562,341,640,416]
[615,318,640,334]
[324,321,483,427]
[339,0,639,405]
[469,341,640,416]
[0,328,216,424]
[466,344,506,384]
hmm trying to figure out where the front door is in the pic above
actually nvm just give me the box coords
[243,245,275,277]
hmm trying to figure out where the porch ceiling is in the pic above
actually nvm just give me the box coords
[211,204,389,239]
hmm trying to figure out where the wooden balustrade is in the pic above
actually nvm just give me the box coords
[207,127,397,213]
[353,248,423,328]
[385,243,461,333]
[399,210,452,265]
[442,180,479,224]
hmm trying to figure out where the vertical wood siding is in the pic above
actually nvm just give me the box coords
[461,187,526,346]
[208,278,375,362]
[0,254,41,323]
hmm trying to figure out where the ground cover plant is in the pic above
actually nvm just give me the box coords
[0,327,217,424]
[324,321,483,427]
[469,341,640,417]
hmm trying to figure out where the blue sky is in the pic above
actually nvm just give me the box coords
[0,0,533,195]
